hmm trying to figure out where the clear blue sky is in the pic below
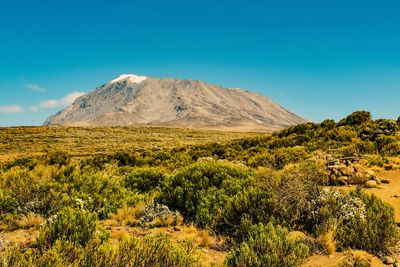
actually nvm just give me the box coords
[1,0,399,126]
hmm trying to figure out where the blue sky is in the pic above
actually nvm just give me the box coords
[1,0,399,126]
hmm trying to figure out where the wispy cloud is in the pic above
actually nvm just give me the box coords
[39,91,86,109]
[0,105,24,114]
[0,91,86,115]
[26,84,46,92]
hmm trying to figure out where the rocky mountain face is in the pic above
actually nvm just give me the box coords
[44,74,306,132]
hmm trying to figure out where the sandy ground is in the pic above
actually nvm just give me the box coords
[303,250,385,267]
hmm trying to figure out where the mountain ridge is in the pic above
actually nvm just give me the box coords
[44,74,307,132]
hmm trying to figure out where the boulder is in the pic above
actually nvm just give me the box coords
[138,201,182,227]
[381,179,391,184]
[365,180,378,188]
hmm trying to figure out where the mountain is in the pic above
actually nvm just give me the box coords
[44,74,306,132]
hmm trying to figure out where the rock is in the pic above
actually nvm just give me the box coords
[393,194,400,198]
[338,176,349,185]
[383,256,395,264]
[371,176,381,184]
[365,180,378,188]
[341,167,354,177]
[381,179,391,184]
[394,261,400,267]
[138,201,182,227]
[367,169,375,177]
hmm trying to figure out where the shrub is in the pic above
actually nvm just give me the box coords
[124,167,167,193]
[225,222,309,267]
[338,111,372,126]
[158,161,255,229]
[335,189,398,254]
[37,208,98,249]
[1,235,199,267]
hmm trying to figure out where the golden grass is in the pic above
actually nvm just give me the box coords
[16,213,45,229]
[109,203,144,226]
[318,223,337,255]
[197,230,214,248]
[0,126,260,163]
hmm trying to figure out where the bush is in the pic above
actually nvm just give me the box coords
[37,208,98,249]
[225,222,309,267]
[335,189,398,254]
[124,168,167,193]
[338,111,372,126]
[1,235,199,267]
[158,161,255,229]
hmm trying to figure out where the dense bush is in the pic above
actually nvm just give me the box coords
[336,190,398,254]
[158,161,257,231]
[225,222,309,267]
[1,235,198,267]
[124,167,167,193]
[37,208,98,249]
[338,111,372,126]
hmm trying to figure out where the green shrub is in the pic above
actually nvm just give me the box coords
[158,161,264,233]
[37,208,98,249]
[225,222,309,267]
[338,111,372,126]
[158,161,254,223]
[335,189,398,254]
[124,167,167,193]
[1,235,198,267]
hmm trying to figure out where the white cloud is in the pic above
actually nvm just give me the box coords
[39,91,86,109]
[39,99,59,108]
[26,84,46,92]
[0,105,24,114]
[60,91,86,106]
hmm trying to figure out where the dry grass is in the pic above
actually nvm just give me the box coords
[318,223,337,255]
[16,213,45,229]
[148,213,184,228]
[197,230,215,248]
[0,126,260,164]
[110,228,130,241]
[109,203,144,226]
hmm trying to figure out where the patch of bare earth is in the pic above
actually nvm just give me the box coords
[302,250,385,267]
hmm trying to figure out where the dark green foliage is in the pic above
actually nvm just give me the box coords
[336,189,398,254]
[338,111,372,126]
[46,151,70,166]
[0,189,18,213]
[225,222,309,267]
[124,167,167,193]
[114,150,139,166]
[158,161,256,230]
[37,208,98,249]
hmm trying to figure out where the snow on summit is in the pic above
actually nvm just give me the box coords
[111,74,147,84]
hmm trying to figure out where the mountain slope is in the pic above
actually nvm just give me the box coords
[44,74,306,132]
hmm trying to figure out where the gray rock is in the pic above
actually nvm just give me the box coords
[365,180,378,188]
[138,201,182,227]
